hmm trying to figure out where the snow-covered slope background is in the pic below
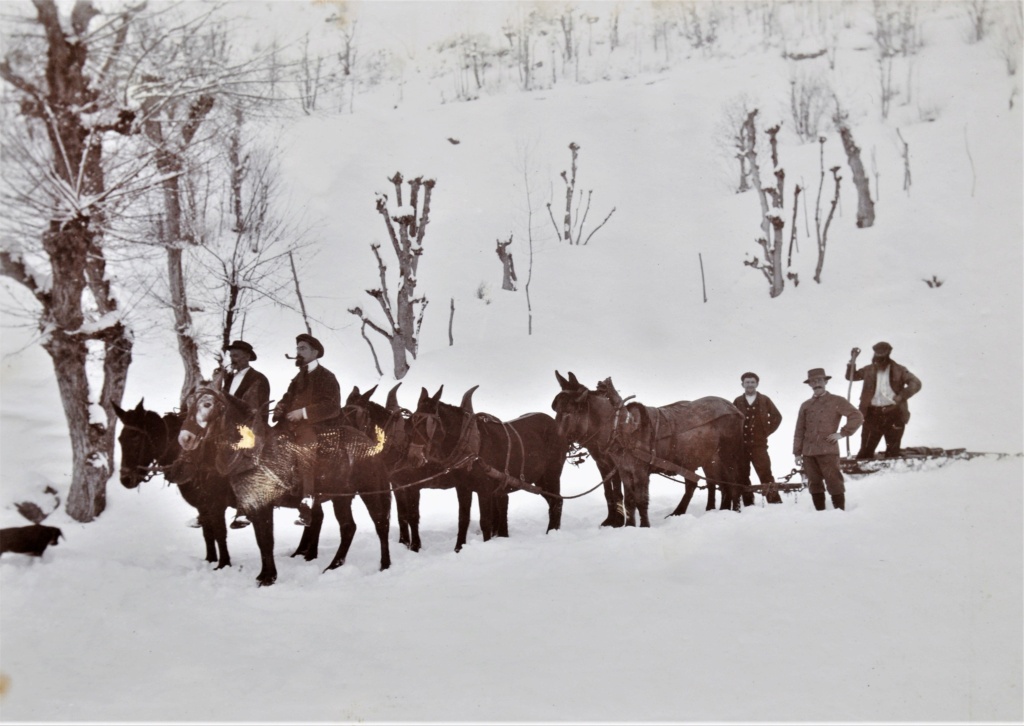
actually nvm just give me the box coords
[1,1,1021,721]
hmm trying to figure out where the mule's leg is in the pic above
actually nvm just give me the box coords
[197,509,218,563]
[635,475,651,528]
[495,490,510,538]
[621,474,638,527]
[403,487,422,552]
[600,467,626,528]
[455,484,473,552]
[361,491,392,571]
[706,483,718,510]
[477,487,496,542]
[395,488,411,547]
[669,478,699,517]
[250,507,277,587]
[540,474,563,533]
[325,497,357,571]
[291,499,325,560]
[210,502,231,569]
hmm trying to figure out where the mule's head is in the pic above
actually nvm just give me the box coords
[115,399,166,489]
[552,371,613,445]
[178,389,223,453]
[407,385,476,467]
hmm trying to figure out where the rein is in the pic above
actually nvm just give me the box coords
[120,415,174,483]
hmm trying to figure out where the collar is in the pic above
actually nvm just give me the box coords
[304,360,319,373]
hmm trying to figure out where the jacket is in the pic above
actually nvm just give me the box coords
[275,364,341,427]
[793,391,864,456]
[732,393,782,447]
[221,367,271,422]
[846,360,922,424]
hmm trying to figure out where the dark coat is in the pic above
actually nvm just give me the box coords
[275,363,341,428]
[793,392,864,456]
[0,524,63,556]
[846,360,922,424]
[732,392,782,447]
[222,367,271,422]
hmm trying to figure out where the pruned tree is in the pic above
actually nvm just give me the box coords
[0,0,141,522]
[811,135,843,284]
[789,70,831,142]
[495,235,518,291]
[834,105,875,228]
[719,94,756,193]
[741,112,788,297]
[546,142,616,245]
[348,173,435,379]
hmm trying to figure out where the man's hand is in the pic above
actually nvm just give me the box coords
[794,456,803,467]
[850,347,861,359]
[286,409,304,423]
[826,432,843,443]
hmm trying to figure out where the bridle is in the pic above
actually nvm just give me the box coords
[408,404,479,470]
[119,413,173,483]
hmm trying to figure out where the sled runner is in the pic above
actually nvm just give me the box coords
[839,448,1017,476]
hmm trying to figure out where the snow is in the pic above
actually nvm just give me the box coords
[1,2,1022,723]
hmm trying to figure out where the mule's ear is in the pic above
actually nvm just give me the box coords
[364,384,379,401]
[568,371,581,388]
[460,385,479,413]
[386,383,402,411]
[346,386,361,405]
[555,370,569,389]
[431,385,444,403]
[135,398,146,412]
[113,402,127,420]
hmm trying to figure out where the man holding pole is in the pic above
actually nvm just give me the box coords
[846,342,922,460]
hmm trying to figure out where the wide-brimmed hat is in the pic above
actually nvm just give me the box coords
[224,340,256,360]
[804,368,831,383]
[872,341,893,354]
[296,333,324,357]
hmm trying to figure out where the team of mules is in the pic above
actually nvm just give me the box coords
[117,371,751,586]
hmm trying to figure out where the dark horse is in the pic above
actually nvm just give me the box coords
[115,399,236,569]
[339,383,427,552]
[551,372,745,527]
[179,387,391,586]
[407,385,568,549]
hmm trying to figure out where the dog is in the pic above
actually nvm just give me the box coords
[0,524,63,557]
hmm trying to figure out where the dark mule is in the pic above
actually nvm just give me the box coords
[551,371,628,527]
[115,399,236,569]
[339,383,429,552]
[407,386,568,549]
[179,388,391,587]
[552,372,745,527]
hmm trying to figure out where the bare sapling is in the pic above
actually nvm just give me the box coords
[495,235,518,290]
[546,142,616,245]
[348,173,435,379]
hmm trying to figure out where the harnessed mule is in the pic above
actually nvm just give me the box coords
[115,399,236,569]
[179,387,391,587]
[407,385,568,551]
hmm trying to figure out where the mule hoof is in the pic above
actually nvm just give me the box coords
[257,576,276,587]
[214,562,231,570]
[323,560,343,572]
[303,552,318,562]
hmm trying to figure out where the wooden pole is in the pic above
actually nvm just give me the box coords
[699,253,708,303]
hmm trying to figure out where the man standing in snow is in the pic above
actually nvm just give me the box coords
[272,333,341,526]
[733,372,783,505]
[846,342,922,460]
[793,368,864,511]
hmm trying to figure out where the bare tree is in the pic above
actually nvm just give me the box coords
[963,0,989,42]
[834,105,876,228]
[546,142,616,245]
[741,112,787,297]
[0,0,140,522]
[349,173,435,379]
[495,236,518,291]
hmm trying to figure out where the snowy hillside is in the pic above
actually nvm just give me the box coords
[1,1,1021,722]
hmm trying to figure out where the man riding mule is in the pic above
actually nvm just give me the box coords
[178,385,390,586]
[552,372,746,527]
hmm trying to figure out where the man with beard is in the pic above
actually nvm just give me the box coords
[793,368,864,511]
[845,342,922,460]
[217,340,271,529]
[273,333,341,526]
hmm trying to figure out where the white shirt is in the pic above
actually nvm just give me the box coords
[871,368,897,407]
[228,367,248,395]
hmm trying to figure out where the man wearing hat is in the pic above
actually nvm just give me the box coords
[845,342,922,459]
[793,368,864,511]
[220,340,271,423]
[273,333,341,526]
[733,372,784,505]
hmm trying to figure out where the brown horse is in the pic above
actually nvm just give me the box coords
[179,387,391,586]
[406,386,568,551]
[552,372,745,527]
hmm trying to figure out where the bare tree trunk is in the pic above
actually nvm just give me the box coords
[496,236,518,290]
[837,124,875,228]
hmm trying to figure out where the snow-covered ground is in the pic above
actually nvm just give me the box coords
[1,2,1021,722]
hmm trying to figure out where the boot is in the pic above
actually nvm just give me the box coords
[811,492,827,511]
[295,497,314,527]
[831,493,845,510]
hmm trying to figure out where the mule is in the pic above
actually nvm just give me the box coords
[551,371,628,527]
[179,388,391,587]
[407,385,568,549]
[339,383,426,552]
[115,400,235,569]
[552,372,745,527]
